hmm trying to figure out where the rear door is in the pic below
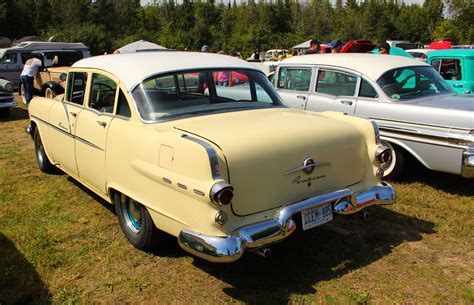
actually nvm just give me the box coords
[275,66,313,109]
[305,68,359,114]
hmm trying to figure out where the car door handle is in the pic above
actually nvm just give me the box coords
[453,84,463,88]
[69,112,77,117]
[340,100,353,105]
[97,121,107,128]
[58,122,68,131]
[297,95,307,100]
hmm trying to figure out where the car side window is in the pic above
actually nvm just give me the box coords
[116,89,131,118]
[89,73,117,114]
[359,79,378,98]
[439,59,462,81]
[277,67,311,91]
[20,53,31,64]
[1,53,17,64]
[316,69,357,96]
[66,72,88,105]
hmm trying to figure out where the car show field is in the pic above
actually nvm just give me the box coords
[0,99,473,304]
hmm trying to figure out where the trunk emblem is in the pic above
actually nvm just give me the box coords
[284,157,331,176]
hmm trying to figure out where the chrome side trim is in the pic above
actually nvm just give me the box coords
[178,182,396,263]
[377,121,474,145]
[30,114,104,151]
[181,134,221,179]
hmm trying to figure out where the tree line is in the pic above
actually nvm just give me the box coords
[0,0,472,56]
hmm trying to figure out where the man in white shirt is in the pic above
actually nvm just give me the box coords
[20,54,42,106]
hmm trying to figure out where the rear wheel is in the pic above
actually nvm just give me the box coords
[114,193,158,250]
[382,141,405,180]
[34,128,57,173]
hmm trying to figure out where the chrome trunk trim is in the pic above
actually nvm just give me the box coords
[461,149,474,178]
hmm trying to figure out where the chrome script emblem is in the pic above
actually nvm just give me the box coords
[284,157,331,176]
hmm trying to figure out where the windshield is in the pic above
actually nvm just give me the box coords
[40,51,83,68]
[377,66,453,100]
[132,69,284,121]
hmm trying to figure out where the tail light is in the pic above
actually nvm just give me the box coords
[375,146,392,165]
[210,182,234,205]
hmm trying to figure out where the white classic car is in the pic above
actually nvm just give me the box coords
[272,54,474,179]
[27,52,395,263]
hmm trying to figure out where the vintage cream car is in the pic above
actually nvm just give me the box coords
[27,52,395,263]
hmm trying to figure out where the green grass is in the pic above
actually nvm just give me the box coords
[0,103,473,304]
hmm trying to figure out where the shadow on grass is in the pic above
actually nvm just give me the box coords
[0,233,51,304]
[0,106,29,122]
[391,161,474,196]
[192,206,435,304]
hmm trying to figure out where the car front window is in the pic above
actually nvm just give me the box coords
[132,69,284,121]
[377,66,453,100]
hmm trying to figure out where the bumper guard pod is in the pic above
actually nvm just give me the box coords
[178,182,396,263]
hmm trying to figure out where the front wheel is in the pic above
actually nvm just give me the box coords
[381,141,405,180]
[115,193,158,250]
[34,128,57,174]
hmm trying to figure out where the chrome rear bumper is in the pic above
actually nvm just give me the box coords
[178,182,396,263]
[0,99,16,108]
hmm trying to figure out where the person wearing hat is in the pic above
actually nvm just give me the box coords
[331,40,344,53]
[379,42,391,55]
[304,39,320,55]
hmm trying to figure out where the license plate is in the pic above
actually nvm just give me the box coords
[301,203,333,231]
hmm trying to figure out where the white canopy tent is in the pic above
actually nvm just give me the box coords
[116,40,167,53]
[292,39,312,49]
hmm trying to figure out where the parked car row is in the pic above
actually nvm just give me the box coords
[14,45,474,263]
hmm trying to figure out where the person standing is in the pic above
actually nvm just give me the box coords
[303,39,320,55]
[379,42,391,55]
[20,54,42,106]
[331,40,344,53]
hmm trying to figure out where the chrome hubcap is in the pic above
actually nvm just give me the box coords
[123,198,142,233]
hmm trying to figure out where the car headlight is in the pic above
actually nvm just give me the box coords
[4,82,13,93]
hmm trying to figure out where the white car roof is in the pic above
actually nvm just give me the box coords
[280,53,429,81]
[72,51,261,91]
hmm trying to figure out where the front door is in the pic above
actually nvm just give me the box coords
[305,68,358,114]
[75,72,117,194]
[430,57,466,93]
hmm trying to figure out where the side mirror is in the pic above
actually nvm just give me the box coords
[59,73,67,81]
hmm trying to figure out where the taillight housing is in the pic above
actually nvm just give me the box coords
[210,182,234,205]
[375,146,392,165]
